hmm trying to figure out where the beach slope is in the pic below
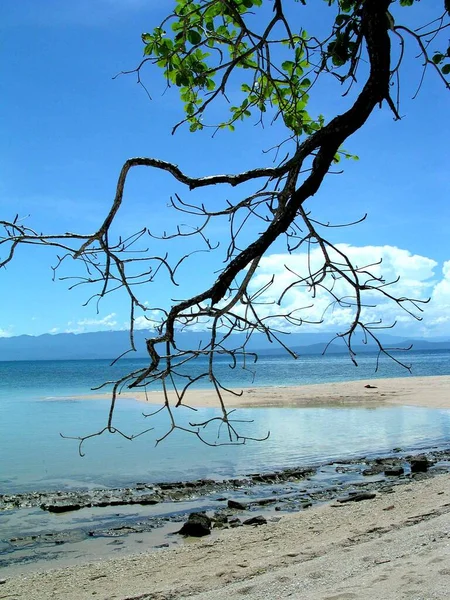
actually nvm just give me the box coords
[3,472,450,600]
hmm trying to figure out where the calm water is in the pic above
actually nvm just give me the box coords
[1,350,449,493]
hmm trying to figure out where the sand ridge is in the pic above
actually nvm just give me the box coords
[74,375,450,410]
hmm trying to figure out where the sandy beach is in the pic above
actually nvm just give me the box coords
[4,375,450,599]
[80,374,450,410]
[2,471,449,600]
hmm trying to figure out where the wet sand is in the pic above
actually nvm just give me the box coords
[3,472,450,599]
[74,375,450,409]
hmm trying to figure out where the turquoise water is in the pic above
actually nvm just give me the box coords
[1,349,450,399]
[1,350,449,493]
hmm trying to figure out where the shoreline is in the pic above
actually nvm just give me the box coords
[3,443,450,581]
[4,374,450,598]
[3,470,450,599]
[71,374,450,409]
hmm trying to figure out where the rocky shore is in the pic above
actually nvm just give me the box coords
[2,469,450,599]
[2,444,450,575]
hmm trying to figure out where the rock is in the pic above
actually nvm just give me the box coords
[243,515,267,526]
[410,456,429,473]
[227,499,248,510]
[256,497,277,506]
[0,579,6,585]
[336,492,376,504]
[177,512,211,537]
[384,465,404,476]
[41,503,82,513]
[229,517,242,527]
[137,495,160,505]
[364,384,377,388]
[212,512,228,524]
[362,465,384,476]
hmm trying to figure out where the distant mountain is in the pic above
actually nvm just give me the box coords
[0,329,449,362]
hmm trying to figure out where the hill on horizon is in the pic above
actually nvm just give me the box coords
[0,329,449,362]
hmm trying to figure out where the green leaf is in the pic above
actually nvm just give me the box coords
[282,60,295,73]
[335,14,351,26]
[187,30,202,45]
[442,63,450,75]
[432,53,444,65]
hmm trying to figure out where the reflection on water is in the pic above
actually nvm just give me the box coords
[1,391,450,493]
[1,351,449,493]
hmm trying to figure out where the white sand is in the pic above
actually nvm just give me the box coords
[78,374,450,409]
[3,473,450,599]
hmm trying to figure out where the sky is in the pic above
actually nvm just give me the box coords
[1,0,449,340]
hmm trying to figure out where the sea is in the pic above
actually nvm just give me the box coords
[1,349,450,494]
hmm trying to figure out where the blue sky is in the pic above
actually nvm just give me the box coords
[1,0,449,339]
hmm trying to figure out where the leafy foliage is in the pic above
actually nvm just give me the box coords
[140,0,449,137]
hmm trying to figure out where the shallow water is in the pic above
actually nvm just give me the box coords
[2,395,450,492]
[1,351,450,493]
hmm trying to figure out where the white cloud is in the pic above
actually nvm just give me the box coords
[0,328,12,338]
[240,244,448,336]
[422,260,450,334]
[77,313,117,328]
[133,311,167,331]
[63,313,118,334]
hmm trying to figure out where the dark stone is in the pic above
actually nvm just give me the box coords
[177,512,211,537]
[212,512,228,524]
[227,499,248,510]
[260,473,279,482]
[410,456,429,473]
[229,517,242,528]
[256,497,277,506]
[362,465,384,476]
[137,496,160,505]
[384,465,404,477]
[243,515,267,526]
[336,492,376,504]
[42,503,82,513]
